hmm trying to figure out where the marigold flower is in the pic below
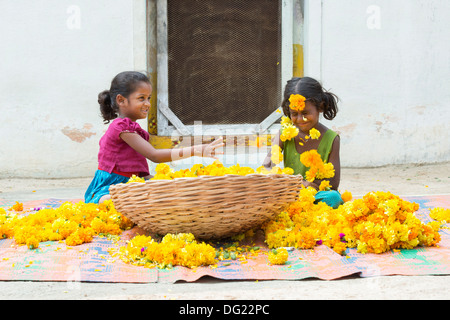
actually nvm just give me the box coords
[280,124,299,142]
[300,150,322,168]
[268,248,289,265]
[280,116,293,127]
[8,202,23,212]
[319,181,331,191]
[429,207,450,223]
[127,175,145,183]
[289,94,306,111]
[309,128,321,140]
[282,167,294,175]
[155,163,173,175]
[271,145,283,165]
[341,191,352,203]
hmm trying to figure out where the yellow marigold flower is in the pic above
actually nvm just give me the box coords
[127,175,145,183]
[26,237,39,250]
[280,124,299,142]
[155,163,173,175]
[289,94,306,111]
[282,167,294,175]
[316,162,335,180]
[309,128,321,140]
[270,166,283,174]
[280,116,293,127]
[430,207,450,223]
[319,180,331,191]
[256,166,270,174]
[268,248,289,265]
[271,145,283,165]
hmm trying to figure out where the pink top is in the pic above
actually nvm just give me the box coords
[98,117,150,177]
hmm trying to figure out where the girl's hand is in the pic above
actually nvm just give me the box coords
[195,137,224,159]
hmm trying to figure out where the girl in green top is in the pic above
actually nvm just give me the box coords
[263,77,343,209]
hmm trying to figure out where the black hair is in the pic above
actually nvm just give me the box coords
[281,77,339,121]
[98,71,151,124]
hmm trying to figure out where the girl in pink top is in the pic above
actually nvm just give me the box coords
[85,71,223,204]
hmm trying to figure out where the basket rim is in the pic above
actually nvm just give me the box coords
[110,173,303,189]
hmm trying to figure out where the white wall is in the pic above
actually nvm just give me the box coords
[0,0,147,178]
[304,0,450,167]
[0,0,449,178]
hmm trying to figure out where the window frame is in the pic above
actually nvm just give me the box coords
[154,0,294,137]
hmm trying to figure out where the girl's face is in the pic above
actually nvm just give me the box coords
[289,100,321,134]
[117,82,152,121]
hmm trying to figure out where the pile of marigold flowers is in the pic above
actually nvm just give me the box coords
[113,233,217,269]
[263,187,443,255]
[112,231,264,269]
[0,200,134,249]
[149,160,294,181]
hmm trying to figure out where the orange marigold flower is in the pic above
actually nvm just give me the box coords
[9,202,23,212]
[341,191,353,202]
[289,94,306,111]
[299,150,322,168]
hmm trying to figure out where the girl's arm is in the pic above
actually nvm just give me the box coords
[262,131,283,168]
[326,135,341,190]
[120,132,224,163]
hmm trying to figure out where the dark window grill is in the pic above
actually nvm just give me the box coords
[167,0,282,126]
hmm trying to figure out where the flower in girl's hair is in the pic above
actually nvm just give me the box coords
[289,94,306,111]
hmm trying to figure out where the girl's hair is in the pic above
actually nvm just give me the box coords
[98,71,151,124]
[281,77,339,120]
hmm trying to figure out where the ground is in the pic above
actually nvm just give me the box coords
[0,162,449,300]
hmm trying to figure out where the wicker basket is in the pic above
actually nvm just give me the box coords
[109,174,302,239]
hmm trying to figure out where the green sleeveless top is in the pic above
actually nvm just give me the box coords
[283,129,338,176]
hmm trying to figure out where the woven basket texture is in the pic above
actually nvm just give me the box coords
[110,174,302,239]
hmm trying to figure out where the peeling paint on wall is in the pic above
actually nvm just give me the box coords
[61,123,96,143]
